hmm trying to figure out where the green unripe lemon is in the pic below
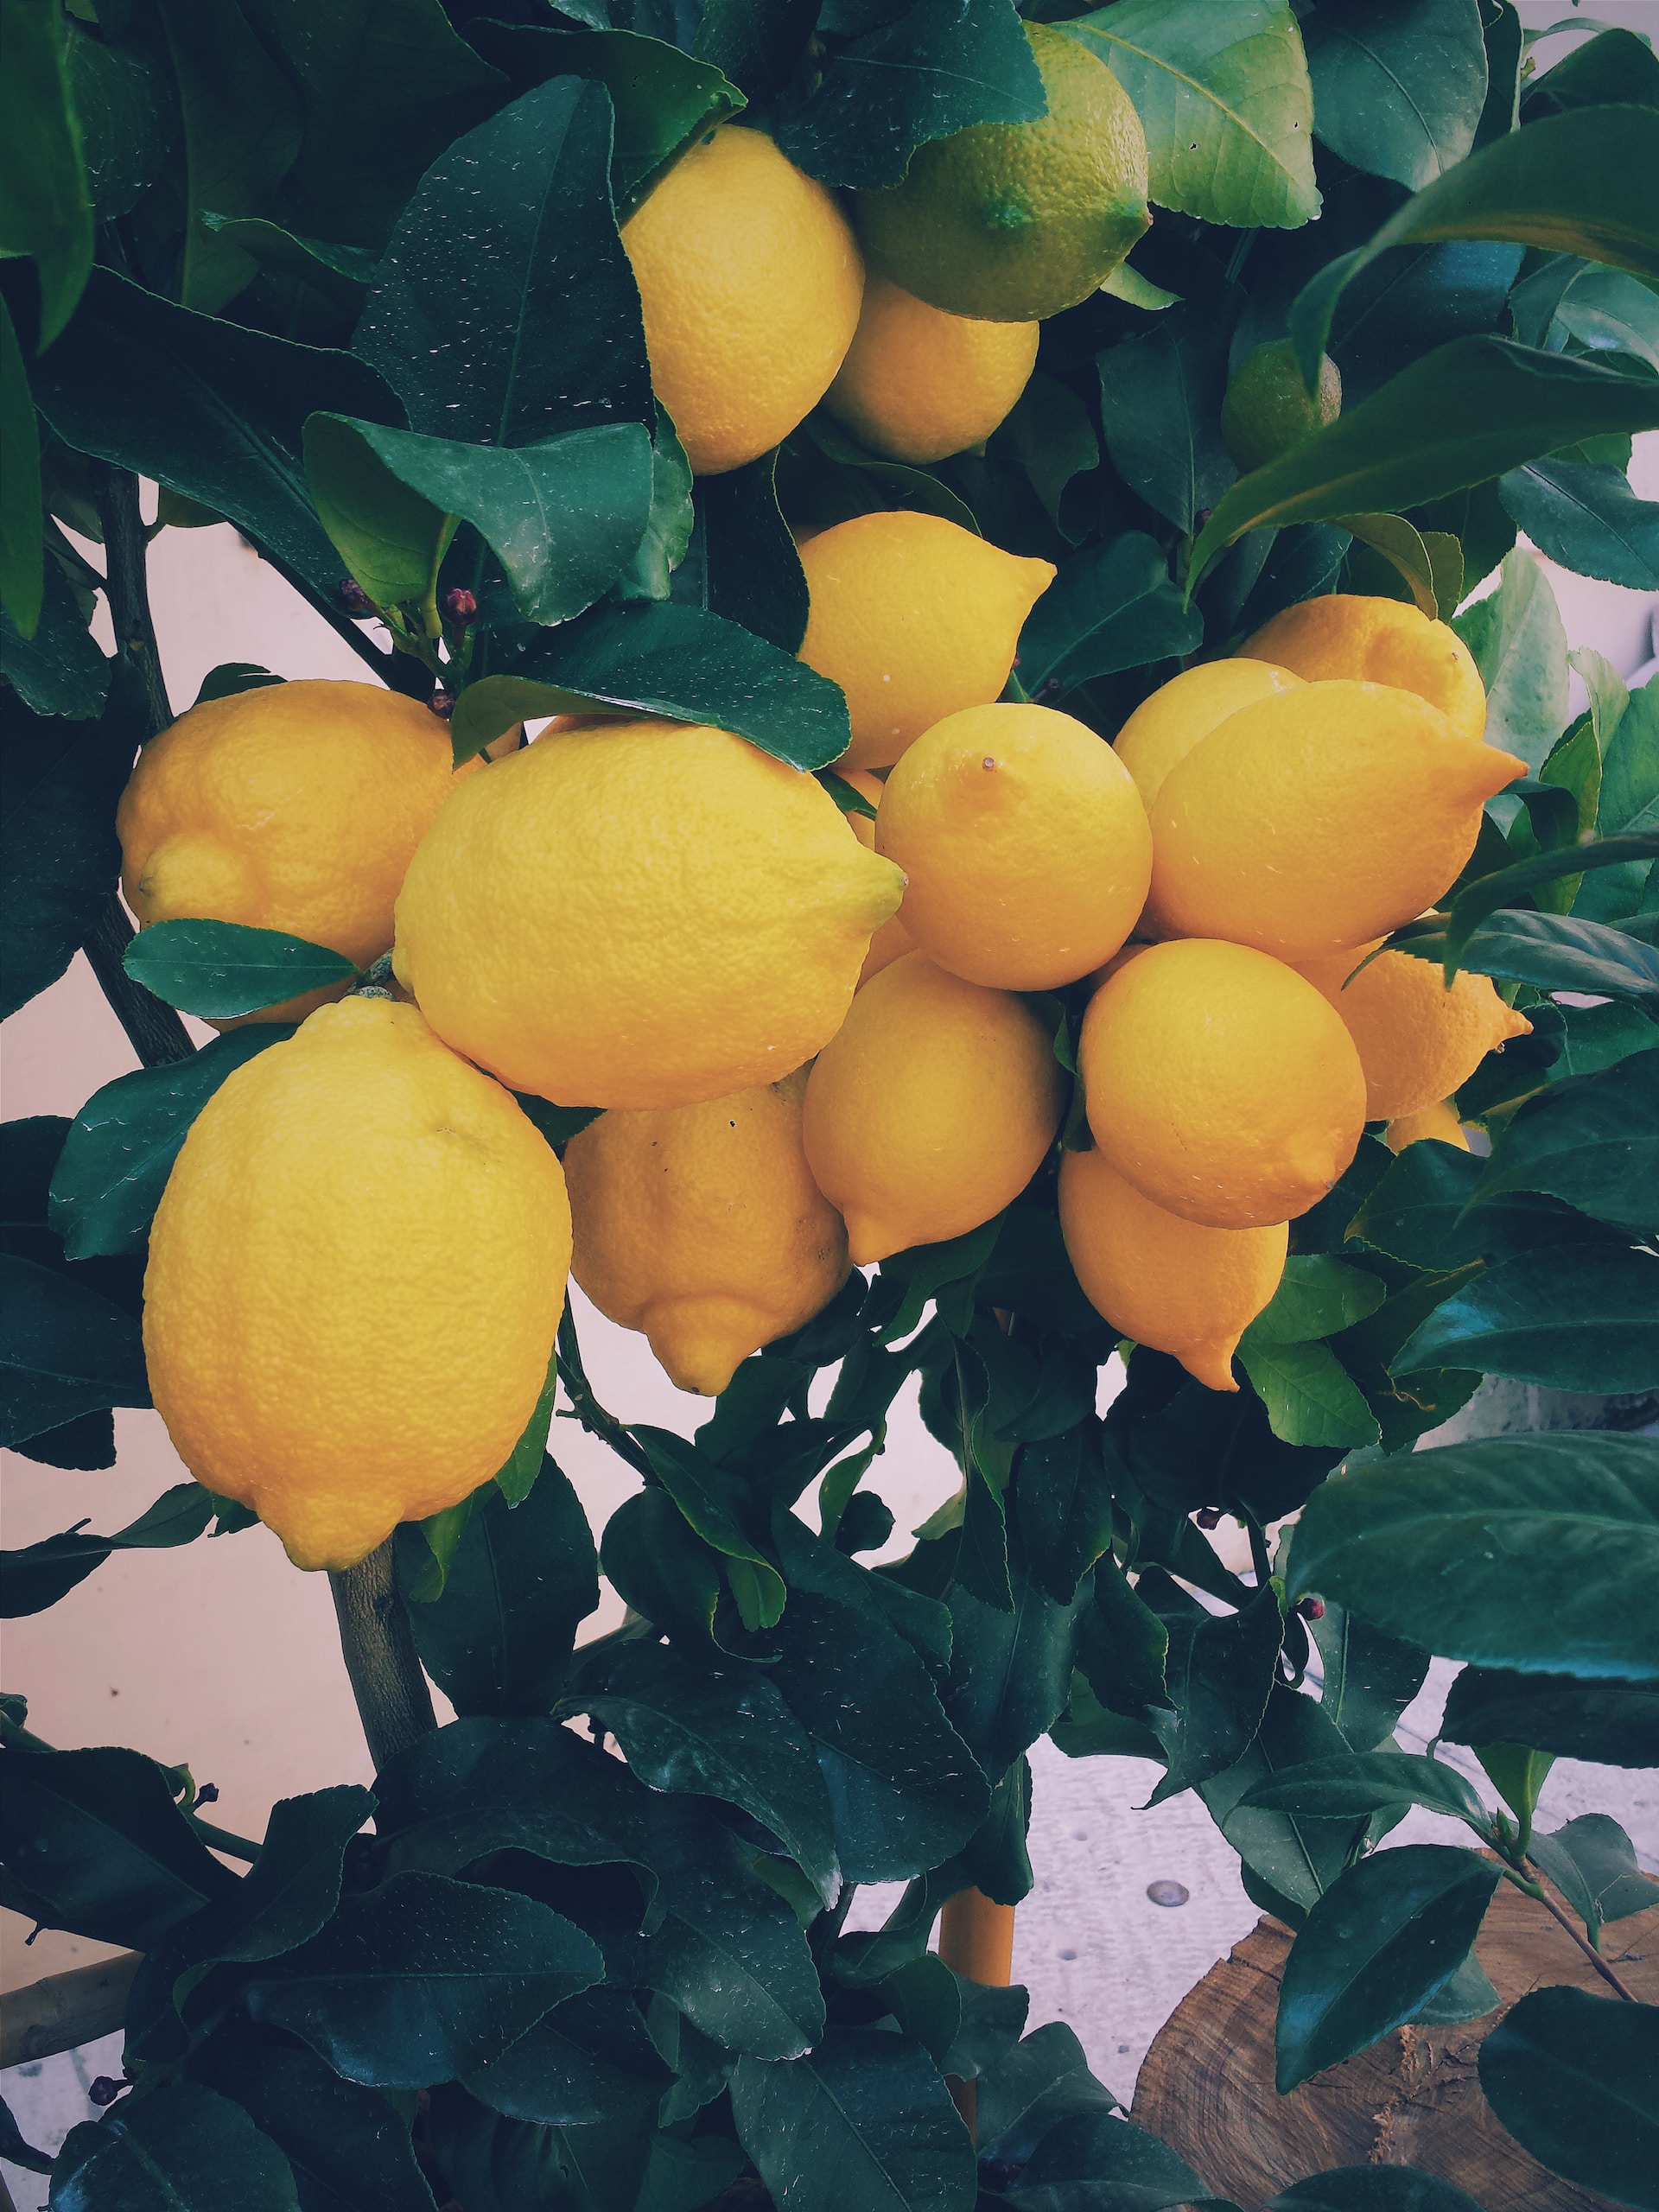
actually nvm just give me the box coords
[1222,339,1343,474]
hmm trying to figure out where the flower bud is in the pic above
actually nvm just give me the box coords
[430,690,455,720]
[336,578,373,615]
[442,586,477,622]
[1295,1595,1325,1622]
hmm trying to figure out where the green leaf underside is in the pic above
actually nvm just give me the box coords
[124,918,356,1017]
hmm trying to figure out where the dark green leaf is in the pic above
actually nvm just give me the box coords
[1252,1255,1389,1343]
[878,1951,961,2069]
[1311,1604,1431,1753]
[423,2082,651,2212]
[1107,1345,1347,1522]
[1478,1985,1659,2211]
[1,555,109,718]
[0,1742,235,1949]
[462,1986,671,2126]
[2,1482,218,1618]
[0,0,94,346]
[939,1975,1029,2082]
[1286,1432,1659,1680]
[1145,1578,1284,1803]
[303,413,455,614]
[0,293,41,637]
[945,1560,1090,1779]
[1017,531,1201,696]
[356,79,650,447]
[200,218,378,316]
[34,268,407,601]
[0,1250,150,1447]
[1470,1050,1659,1230]
[778,0,1046,191]
[976,2021,1117,2166]
[1068,0,1319,230]
[1016,1419,1114,1605]
[1189,336,1659,591]
[1397,906,1659,1007]
[178,1785,375,1972]
[124,918,356,1018]
[1351,1138,1623,1274]
[1201,1684,1368,1927]
[1267,2169,1485,2212]
[1275,1844,1499,2091]
[51,2081,300,2212]
[1522,23,1659,120]
[493,1352,559,1510]
[1436,824,1659,968]
[1336,510,1440,616]
[632,1423,785,1628]
[1450,543,1567,766]
[571,1637,839,1904]
[1440,1666,1659,1768]
[1236,1749,1487,1826]
[1098,298,1236,534]
[1075,1554,1169,1716]
[1002,2106,1208,2212]
[245,1872,603,2088]
[1392,1243,1659,1394]
[683,448,810,653]
[0,2088,50,2174]
[1498,456,1659,591]
[731,2028,976,2212]
[1304,0,1488,192]
[452,601,850,771]
[49,1026,296,1260]
[1529,1813,1657,1940]
[397,1460,597,1717]
[1,669,143,1019]
[600,1488,728,1648]
[696,0,819,107]
[195,664,283,704]
[1237,1334,1382,1450]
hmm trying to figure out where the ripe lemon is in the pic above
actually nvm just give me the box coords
[875,702,1151,989]
[1112,659,1304,810]
[621,124,863,475]
[1386,1099,1471,1152]
[1292,946,1533,1122]
[394,719,902,1110]
[855,23,1149,322]
[143,998,570,1572]
[1221,340,1342,474]
[1058,1144,1287,1394]
[118,679,474,1026]
[1243,594,1487,744]
[1147,682,1525,961]
[823,276,1039,463]
[842,769,918,984]
[563,1069,849,1398]
[1078,939,1366,1229]
[798,512,1054,771]
[802,950,1065,1262]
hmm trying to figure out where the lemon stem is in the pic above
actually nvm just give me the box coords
[328,1539,436,1774]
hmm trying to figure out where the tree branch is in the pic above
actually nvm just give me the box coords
[329,1540,437,1776]
[0,1952,141,2069]
[90,465,169,739]
[81,895,196,1068]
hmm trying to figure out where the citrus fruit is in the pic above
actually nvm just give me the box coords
[1292,946,1533,1122]
[798,511,1054,771]
[855,23,1149,322]
[1078,939,1367,1229]
[842,768,918,983]
[802,950,1065,1262]
[1058,1143,1287,1393]
[1147,682,1525,961]
[1221,339,1342,474]
[1111,658,1304,810]
[1243,594,1487,743]
[563,1069,849,1397]
[823,276,1039,463]
[394,718,901,1111]
[143,998,570,1572]
[621,124,863,475]
[117,679,474,1026]
[875,702,1151,989]
[1386,1099,1471,1152]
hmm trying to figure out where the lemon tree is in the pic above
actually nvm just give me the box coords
[3,3,1659,2209]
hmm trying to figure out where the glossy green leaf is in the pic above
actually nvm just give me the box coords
[1275,1844,1498,2091]
[1311,1604,1432,1754]
[1440,1666,1659,1768]
[1528,1814,1657,1936]
[572,1637,839,1904]
[49,1026,297,1261]
[1304,0,1488,192]
[423,2084,650,2212]
[303,414,455,614]
[0,1251,151,1449]
[879,1952,962,2071]
[1,556,110,719]
[1498,456,1659,591]
[1201,1683,1367,1925]
[0,0,94,346]
[945,1562,1090,1780]
[0,295,41,639]
[1,1483,222,1621]
[1237,1334,1382,1449]
[1478,1985,1659,2210]
[777,0,1046,190]
[696,0,818,106]
[1189,336,1659,592]
[679,448,810,653]
[1350,1140,1611,1275]
[1452,544,1568,766]
[732,2028,977,2212]
[51,2081,300,2212]
[457,601,851,771]
[613,411,696,605]
[1267,2169,1484,2212]
[1236,1749,1488,1826]
[202,218,378,316]
[1336,511,1439,616]
[975,2022,1117,2166]
[1065,0,1319,229]
[1392,1243,1659,1394]
[1554,262,1659,376]
[1471,1049,1659,1231]
[1015,1419,1115,1605]
[1142,1578,1284,1802]
[1392,906,1659,1005]
[1017,531,1200,696]
[600,1488,728,1649]
[461,1986,671,2127]
[1002,2107,1208,2212]
[124,918,357,1018]
[1286,1432,1659,1679]
[1097,301,1236,534]
[1251,1255,1388,1344]
[246,1872,603,2088]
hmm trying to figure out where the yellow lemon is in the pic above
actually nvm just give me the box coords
[1078,939,1367,1229]
[1292,947,1533,1122]
[143,998,570,1572]
[802,951,1065,1262]
[621,124,863,475]
[117,679,474,1025]
[1221,340,1342,474]
[1243,594,1488,743]
[824,276,1039,463]
[1147,682,1525,961]
[855,23,1148,322]
[798,512,1054,771]
[1058,1144,1287,1394]
[1386,1100,1471,1152]
[875,702,1151,989]
[1111,658,1304,810]
[394,719,902,1111]
[842,768,918,984]
[564,1069,849,1398]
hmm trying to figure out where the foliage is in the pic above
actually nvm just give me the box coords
[3,3,1658,2208]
